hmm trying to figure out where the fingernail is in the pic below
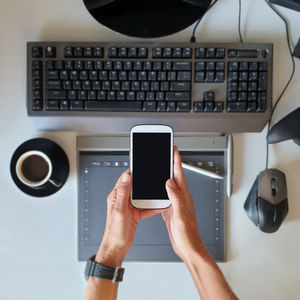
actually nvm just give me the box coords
[167,179,176,188]
[122,173,130,183]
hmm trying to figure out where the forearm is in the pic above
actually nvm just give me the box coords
[184,242,237,300]
[84,277,119,300]
[84,247,124,300]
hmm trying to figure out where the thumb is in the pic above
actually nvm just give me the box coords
[111,171,132,212]
[165,179,183,210]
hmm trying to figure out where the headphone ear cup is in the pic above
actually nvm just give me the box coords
[84,0,115,10]
[181,0,212,7]
[267,106,300,145]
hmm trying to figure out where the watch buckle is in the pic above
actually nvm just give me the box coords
[112,267,121,283]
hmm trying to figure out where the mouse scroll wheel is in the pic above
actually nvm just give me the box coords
[271,178,277,197]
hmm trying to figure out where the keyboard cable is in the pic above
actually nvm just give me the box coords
[190,0,219,43]
[190,0,243,43]
[238,0,243,43]
[264,0,296,169]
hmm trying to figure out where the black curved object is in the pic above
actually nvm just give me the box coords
[83,0,212,38]
[267,106,300,146]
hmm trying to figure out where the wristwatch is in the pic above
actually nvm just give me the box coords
[85,255,125,283]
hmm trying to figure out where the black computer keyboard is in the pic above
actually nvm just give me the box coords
[27,42,273,132]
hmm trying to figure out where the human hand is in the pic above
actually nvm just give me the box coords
[162,146,203,262]
[96,169,161,267]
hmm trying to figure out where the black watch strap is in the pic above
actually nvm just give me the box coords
[85,255,125,282]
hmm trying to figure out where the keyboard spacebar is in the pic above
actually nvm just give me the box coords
[86,101,142,111]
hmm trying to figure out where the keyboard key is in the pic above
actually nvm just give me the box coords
[46,100,59,110]
[195,72,205,82]
[195,48,205,58]
[46,90,67,99]
[206,62,215,71]
[249,72,258,81]
[166,92,190,101]
[146,92,155,101]
[173,62,191,71]
[117,91,126,100]
[152,47,162,58]
[155,92,164,101]
[182,48,192,58]
[32,60,42,70]
[157,101,166,111]
[46,70,58,80]
[214,102,224,112]
[32,46,43,58]
[227,101,247,112]
[163,48,172,58]
[128,47,137,58]
[137,91,145,101]
[247,102,257,112]
[203,91,214,101]
[93,47,103,58]
[177,72,191,81]
[86,101,142,111]
[258,72,267,91]
[143,101,156,111]
[33,99,43,111]
[216,48,225,59]
[257,92,267,112]
[55,60,64,70]
[46,80,62,90]
[205,72,215,82]
[228,62,239,71]
[70,100,84,110]
[239,62,248,71]
[127,91,135,100]
[138,48,148,58]
[108,47,118,58]
[193,101,204,112]
[119,47,127,58]
[228,49,237,58]
[176,102,190,112]
[45,46,56,58]
[195,62,205,71]
[64,47,73,58]
[206,48,215,58]
[215,72,224,82]
[171,82,191,91]
[216,62,224,71]
[84,47,93,57]
[259,62,268,71]
[60,100,70,110]
[173,47,182,58]
[74,47,83,58]
[167,102,176,112]
[204,101,214,112]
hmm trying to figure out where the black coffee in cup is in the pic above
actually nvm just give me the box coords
[21,154,50,182]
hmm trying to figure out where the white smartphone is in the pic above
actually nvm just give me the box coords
[130,125,173,209]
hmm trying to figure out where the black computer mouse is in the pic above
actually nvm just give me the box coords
[244,169,288,233]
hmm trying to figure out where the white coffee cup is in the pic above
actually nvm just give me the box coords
[15,150,61,188]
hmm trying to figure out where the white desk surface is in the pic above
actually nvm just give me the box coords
[0,0,299,299]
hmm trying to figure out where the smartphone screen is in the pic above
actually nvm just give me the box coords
[132,133,171,200]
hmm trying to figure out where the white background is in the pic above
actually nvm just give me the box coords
[0,0,299,299]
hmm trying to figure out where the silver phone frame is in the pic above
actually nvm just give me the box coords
[130,124,173,209]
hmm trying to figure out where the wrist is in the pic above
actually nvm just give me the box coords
[181,239,208,265]
[96,244,125,267]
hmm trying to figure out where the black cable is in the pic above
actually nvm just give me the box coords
[238,0,243,43]
[190,0,219,42]
[264,0,296,169]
